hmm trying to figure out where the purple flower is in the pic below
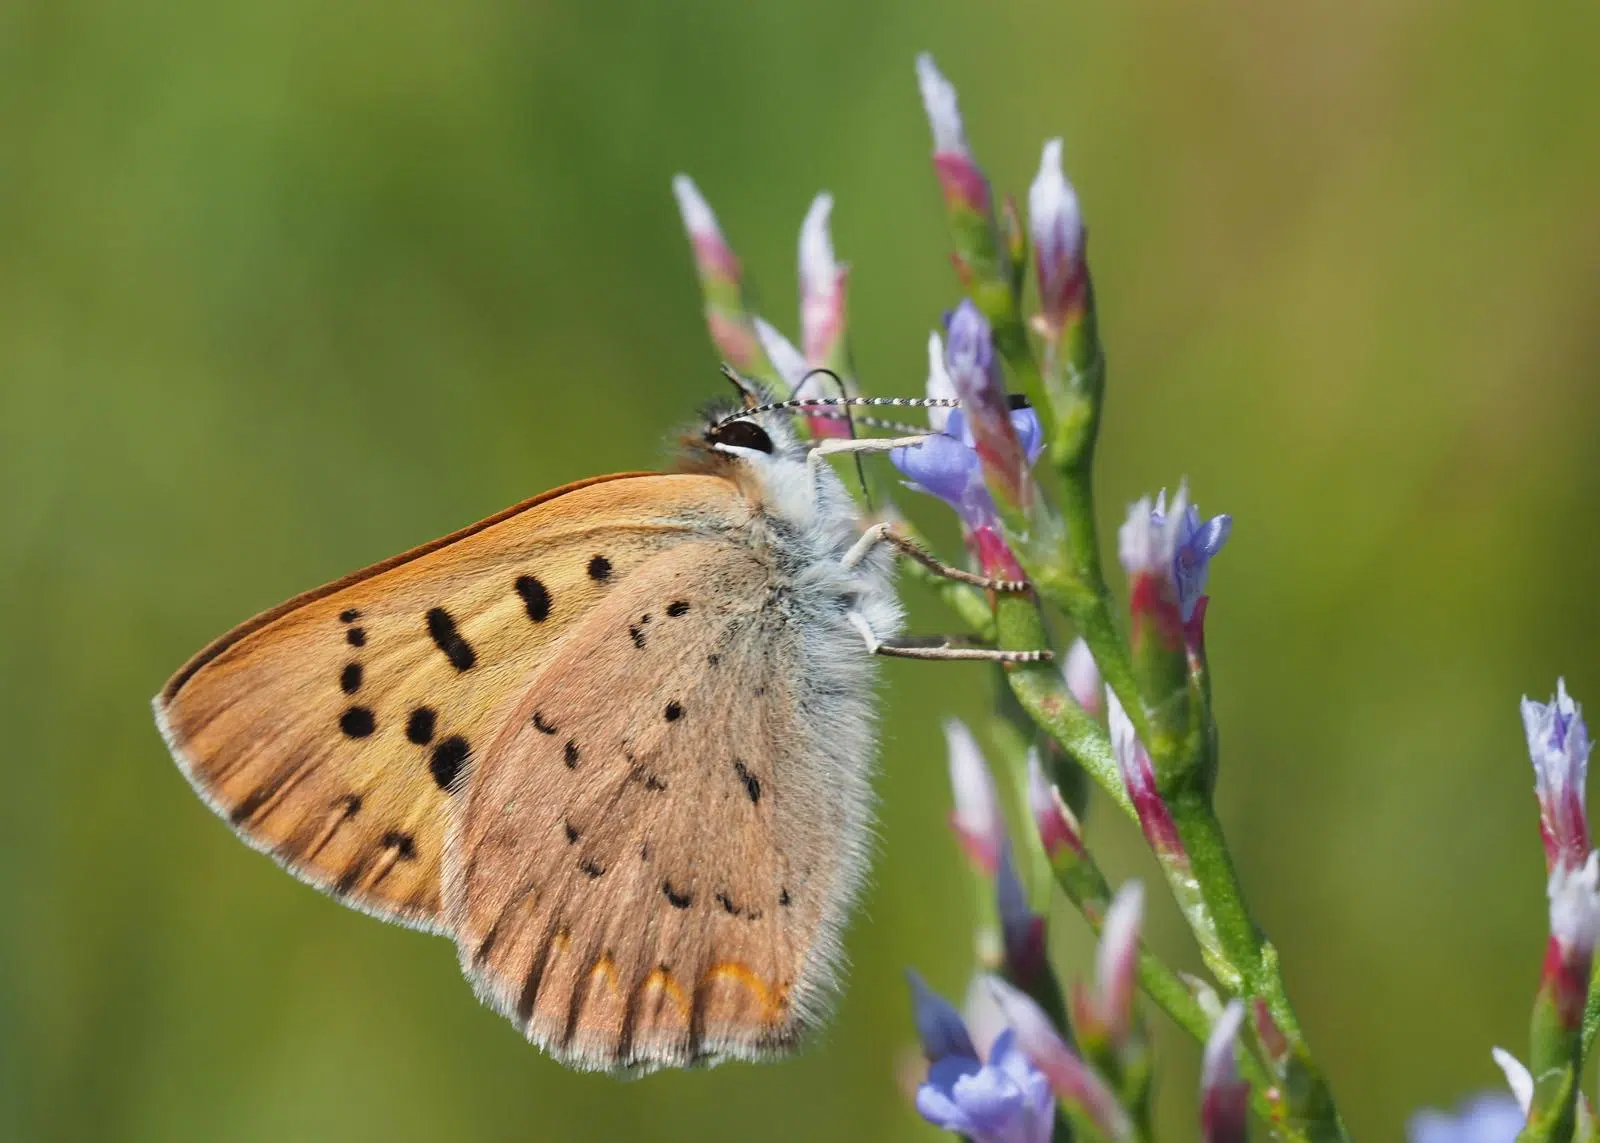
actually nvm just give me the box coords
[1522,678,1592,874]
[908,970,979,1064]
[943,301,1036,513]
[1407,1094,1525,1143]
[1119,486,1231,655]
[891,382,1043,534]
[908,974,1054,1143]
[916,1030,1055,1143]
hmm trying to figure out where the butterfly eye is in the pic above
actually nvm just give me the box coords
[708,420,774,454]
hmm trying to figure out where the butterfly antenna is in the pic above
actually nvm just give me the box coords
[713,393,963,428]
[792,368,873,507]
[803,409,939,436]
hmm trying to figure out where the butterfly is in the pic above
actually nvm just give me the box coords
[153,376,1044,1073]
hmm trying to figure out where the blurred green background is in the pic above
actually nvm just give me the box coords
[3,1,1598,1139]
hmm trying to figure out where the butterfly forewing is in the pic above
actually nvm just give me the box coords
[155,473,753,929]
[446,540,860,1071]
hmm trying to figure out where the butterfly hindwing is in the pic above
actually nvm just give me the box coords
[446,539,872,1070]
[154,472,754,930]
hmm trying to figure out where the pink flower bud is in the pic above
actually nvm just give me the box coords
[1095,882,1143,1050]
[798,193,848,367]
[1200,1001,1249,1143]
[1027,751,1085,861]
[1027,138,1087,341]
[672,174,761,372]
[915,53,993,220]
[1107,690,1188,869]
[1064,638,1103,717]
[945,718,1004,874]
[1544,850,1600,1031]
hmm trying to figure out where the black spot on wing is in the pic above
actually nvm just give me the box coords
[515,575,550,621]
[664,701,683,723]
[662,881,692,909]
[563,740,580,768]
[564,820,579,843]
[532,711,558,735]
[340,662,362,694]
[430,736,470,790]
[425,607,476,671]
[346,627,367,647]
[666,600,690,617]
[339,608,361,623]
[587,555,612,581]
[579,859,606,879]
[339,707,376,738]
[629,624,647,649]
[779,887,791,907]
[406,707,436,745]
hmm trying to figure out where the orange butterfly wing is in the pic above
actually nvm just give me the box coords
[154,472,755,931]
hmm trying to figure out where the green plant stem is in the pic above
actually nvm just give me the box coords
[1580,968,1600,1063]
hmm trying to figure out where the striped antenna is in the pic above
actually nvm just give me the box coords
[712,394,962,429]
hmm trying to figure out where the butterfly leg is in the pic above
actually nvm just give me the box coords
[841,521,1031,592]
[805,434,932,493]
[846,612,1053,663]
